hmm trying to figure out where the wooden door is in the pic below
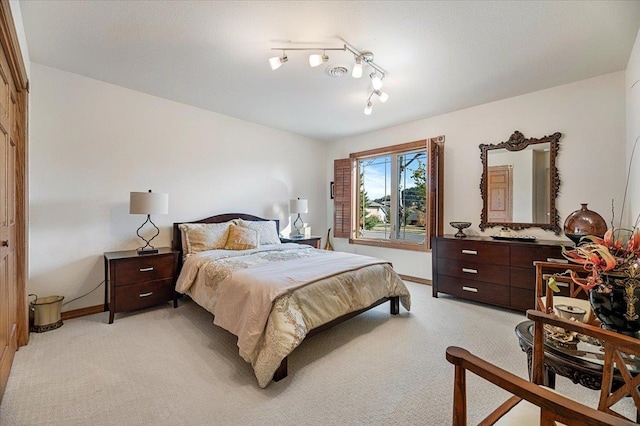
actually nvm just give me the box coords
[487,165,513,222]
[0,0,28,404]
[0,32,17,403]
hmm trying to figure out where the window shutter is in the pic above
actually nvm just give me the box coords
[333,158,351,238]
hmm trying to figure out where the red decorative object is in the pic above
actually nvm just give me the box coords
[563,203,607,245]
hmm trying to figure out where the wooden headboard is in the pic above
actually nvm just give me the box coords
[172,212,280,259]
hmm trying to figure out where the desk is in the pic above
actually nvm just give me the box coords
[515,320,640,391]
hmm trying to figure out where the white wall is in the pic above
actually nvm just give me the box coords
[9,0,29,78]
[328,72,626,281]
[29,64,328,311]
[627,28,640,227]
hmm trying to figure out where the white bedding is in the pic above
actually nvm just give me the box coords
[176,244,411,387]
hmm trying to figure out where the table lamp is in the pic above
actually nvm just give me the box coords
[289,197,308,239]
[130,190,169,255]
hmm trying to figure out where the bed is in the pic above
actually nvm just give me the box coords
[172,213,411,387]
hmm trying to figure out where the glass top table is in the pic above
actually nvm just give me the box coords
[515,320,640,390]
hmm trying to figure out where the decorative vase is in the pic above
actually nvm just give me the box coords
[589,269,640,336]
[563,203,608,245]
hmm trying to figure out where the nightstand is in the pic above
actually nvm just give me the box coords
[280,236,322,249]
[104,247,179,324]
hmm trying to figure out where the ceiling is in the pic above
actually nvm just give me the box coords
[18,1,640,142]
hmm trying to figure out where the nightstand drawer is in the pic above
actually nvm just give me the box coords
[114,279,174,312]
[114,255,175,286]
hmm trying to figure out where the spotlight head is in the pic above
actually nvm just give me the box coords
[352,57,363,78]
[269,54,288,70]
[375,90,389,103]
[370,73,383,90]
[309,53,329,67]
[364,101,373,115]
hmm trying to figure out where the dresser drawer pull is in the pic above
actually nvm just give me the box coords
[556,282,569,288]
[139,267,154,272]
[462,268,478,274]
[461,249,477,255]
[462,286,478,293]
[139,292,154,298]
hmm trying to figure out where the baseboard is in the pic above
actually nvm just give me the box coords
[399,274,431,285]
[61,305,105,320]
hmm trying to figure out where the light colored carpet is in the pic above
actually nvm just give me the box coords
[0,282,633,425]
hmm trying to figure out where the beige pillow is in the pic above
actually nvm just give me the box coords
[236,219,281,245]
[224,224,259,250]
[179,222,234,254]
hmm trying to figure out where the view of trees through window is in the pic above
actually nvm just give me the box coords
[357,148,427,244]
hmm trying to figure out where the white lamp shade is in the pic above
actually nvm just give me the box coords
[290,198,308,214]
[130,191,169,215]
[371,75,383,90]
[269,56,282,70]
[308,54,323,67]
[352,61,362,78]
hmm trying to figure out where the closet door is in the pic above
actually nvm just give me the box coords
[0,23,18,403]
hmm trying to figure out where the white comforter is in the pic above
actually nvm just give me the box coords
[176,244,411,387]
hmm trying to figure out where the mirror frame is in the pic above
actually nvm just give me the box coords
[479,130,562,235]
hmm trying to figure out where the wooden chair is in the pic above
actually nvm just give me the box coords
[446,309,640,425]
[533,261,597,325]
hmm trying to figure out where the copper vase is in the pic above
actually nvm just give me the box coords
[563,203,607,245]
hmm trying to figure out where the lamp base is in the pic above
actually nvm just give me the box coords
[137,248,159,255]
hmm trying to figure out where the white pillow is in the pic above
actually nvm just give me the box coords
[179,221,235,254]
[236,219,281,245]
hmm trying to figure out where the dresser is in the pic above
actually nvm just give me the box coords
[104,247,179,323]
[431,235,568,311]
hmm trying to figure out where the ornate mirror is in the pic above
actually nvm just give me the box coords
[479,130,562,234]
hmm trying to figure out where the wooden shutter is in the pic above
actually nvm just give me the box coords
[333,158,351,238]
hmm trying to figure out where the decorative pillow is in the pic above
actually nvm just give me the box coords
[179,222,234,254]
[236,219,281,245]
[224,224,259,250]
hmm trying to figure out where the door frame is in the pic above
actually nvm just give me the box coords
[0,0,29,347]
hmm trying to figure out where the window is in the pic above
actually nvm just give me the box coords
[333,137,444,251]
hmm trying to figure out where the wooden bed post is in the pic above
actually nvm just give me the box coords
[273,357,288,382]
[390,296,400,315]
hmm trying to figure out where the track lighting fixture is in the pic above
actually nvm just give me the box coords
[268,40,387,115]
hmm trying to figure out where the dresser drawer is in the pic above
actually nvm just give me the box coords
[510,245,564,269]
[437,275,510,306]
[437,258,509,286]
[510,267,534,290]
[114,279,174,312]
[510,287,535,311]
[113,254,176,286]
[436,239,509,265]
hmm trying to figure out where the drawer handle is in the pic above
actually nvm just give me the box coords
[462,286,478,293]
[462,268,478,274]
[461,249,477,255]
[139,267,154,272]
[139,292,154,298]
[556,282,569,288]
